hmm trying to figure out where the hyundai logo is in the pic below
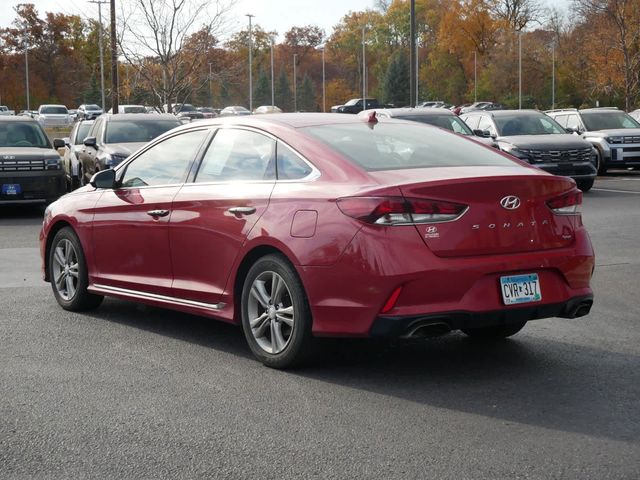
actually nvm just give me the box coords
[500,195,521,210]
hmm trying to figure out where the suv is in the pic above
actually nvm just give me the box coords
[36,105,71,127]
[545,107,640,174]
[331,98,389,114]
[77,104,103,121]
[461,109,597,191]
[0,117,66,205]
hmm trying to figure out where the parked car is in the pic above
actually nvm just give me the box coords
[76,113,182,185]
[107,105,148,114]
[417,101,447,108]
[40,113,594,369]
[55,120,94,191]
[629,109,640,122]
[197,107,218,118]
[76,104,103,120]
[36,104,72,127]
[461,109,597,191]
[331,98,390,114]
[18,110,36,118]
[171,103,205,120]
[254,105,283,114]
[459,102,493,114]
[0,105,15,116]
[358,107,498,148]
[220,105,251,116]
[451,103,471,115]
[545,107,640,173]
[0,116,66,205]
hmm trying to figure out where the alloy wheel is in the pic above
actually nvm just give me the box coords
[51,238,80,301]
[247,271,295,354]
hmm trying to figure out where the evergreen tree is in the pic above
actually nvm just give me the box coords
[383,51,410,107]
[83,71,101,105]
[254,68,271,107]
[219,79,231,107]
[298,73,316,112]
[275,69,292,111]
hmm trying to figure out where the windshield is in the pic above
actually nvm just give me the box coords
[302,123,515,171]
[494,114,565,136]
[0,122,51,148]
[40,106,68,115]
[344,99,361,106]
[176,104,196,112]
[74,123,93,145]
[86,105,101,111]
[105,120,180,143]
[399,114,473,135]
[581,111,640,130]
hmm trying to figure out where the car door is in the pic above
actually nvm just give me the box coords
[91,128,210,296]
[169,127,276,304]
[78,117,103,179]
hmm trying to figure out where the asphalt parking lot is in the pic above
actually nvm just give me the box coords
[1,173,639,479]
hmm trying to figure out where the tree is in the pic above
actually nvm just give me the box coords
[298,73,316,111]
[254,68,270,107]
[276,68,292,111]
[118,0,234,109]
[383,50,410,106]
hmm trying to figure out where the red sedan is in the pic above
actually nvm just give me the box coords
[40,113,595,368]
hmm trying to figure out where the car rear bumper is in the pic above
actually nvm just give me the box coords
[370,294,593,337]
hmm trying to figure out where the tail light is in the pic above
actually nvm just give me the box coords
[337,196,468,225]
[546,190,582,215]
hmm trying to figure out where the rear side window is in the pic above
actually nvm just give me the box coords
[462,115,479,129]
[302,122,516,171]
[195,129,275,182]
[553,115,568,127]
[477,116,496,136]
[277,142,313,180]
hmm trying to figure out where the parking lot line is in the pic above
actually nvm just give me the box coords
[591,188,640,194]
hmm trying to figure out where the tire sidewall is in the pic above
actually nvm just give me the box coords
[240,254,311,368]
[49,227,91,310]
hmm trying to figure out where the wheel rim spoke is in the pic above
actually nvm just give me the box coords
[276,306,294,327]
[271,320,286,353]
[54,247,65,268]
[251,280,270,308]
[271,272,284,304]
[68,263,79,278]
[54,271,66,289]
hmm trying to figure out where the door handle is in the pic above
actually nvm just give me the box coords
[147,209,170,217]
[228,206,256,215]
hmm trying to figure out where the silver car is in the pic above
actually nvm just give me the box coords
[37,104,71,127]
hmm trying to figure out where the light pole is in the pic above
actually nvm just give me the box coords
[24,29,30,111]
[474,50,477,102]
[246,14,254,111]
[208,62,213,108]
[551,41,555,109]
[320,46,326,112]
[110,0,119,113]
[362,26,366,108]
[89,0,107,110]
[518,31,522,110]
[415,44,419,105]
[270,37,275,107]
[293,53,298,111]
[410,0,415,107]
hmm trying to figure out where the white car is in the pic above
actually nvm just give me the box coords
[37,104,71,127]
[108,105,147,114]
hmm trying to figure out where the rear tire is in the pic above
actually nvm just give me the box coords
[49,227,103,311]
[240,254,314,369]
[595,149,607,175]
[461,320,526,339]
[576,178,594,192]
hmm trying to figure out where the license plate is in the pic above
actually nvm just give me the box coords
[1,184,21,195]
[500,273,541,305]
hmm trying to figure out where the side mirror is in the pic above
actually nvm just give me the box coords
[90,168,116,189]
[62,137,71,147]
[83,136,97,149]
[473,129,492,138]
[53,138,66,149]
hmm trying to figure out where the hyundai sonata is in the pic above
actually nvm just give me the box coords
[40,113,595,368]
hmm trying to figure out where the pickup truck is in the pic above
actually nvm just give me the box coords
[0,106,15,116]
[331,98,391,114]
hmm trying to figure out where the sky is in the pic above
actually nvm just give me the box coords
[0,0,376,40]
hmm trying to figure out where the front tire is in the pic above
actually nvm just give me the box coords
[241,254,313,369]
[49,227,103,311]
[595,148,607,175]
[576,178,594,192]
[461,320,526,339]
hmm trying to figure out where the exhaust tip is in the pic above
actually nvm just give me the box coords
[569,300,593,318]
[404,321,452,338]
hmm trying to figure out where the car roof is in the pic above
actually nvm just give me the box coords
[103,113,179,122]
[39,104,67,108]
[463,109,541,117]
[0,116,39,123]
[361,107,454,117]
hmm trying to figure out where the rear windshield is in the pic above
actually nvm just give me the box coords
[40,106,68,115]
[581,111,640,130]
[123,106,146,113]
[105,120,180,143]
[0,122,51,148]
[399,114,473,135]
[302,122,515,171]
[494,113,565,135]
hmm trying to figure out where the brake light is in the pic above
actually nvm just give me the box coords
[337,196,468,225]
[546,190,582,215]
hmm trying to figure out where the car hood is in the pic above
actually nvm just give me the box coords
[584,128,640,137]
[102,142,147,157]
[498,134,591,149]
[0,147,59,159]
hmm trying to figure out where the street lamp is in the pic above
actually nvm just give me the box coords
[293,53,298,112]
[270,36,275,107]
[474,50,477,102]
[362,26,366,108]
[89,0,107,111]
[320,46,326,112]
[208,62,213,108]
[246,14,254,112]
[551,41,555,109]
[24,29,30,111]
[518,31,522,110]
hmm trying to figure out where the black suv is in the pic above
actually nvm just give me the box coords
[545,107,640,174]
[461,109,597,191]
[0,117,66,205]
